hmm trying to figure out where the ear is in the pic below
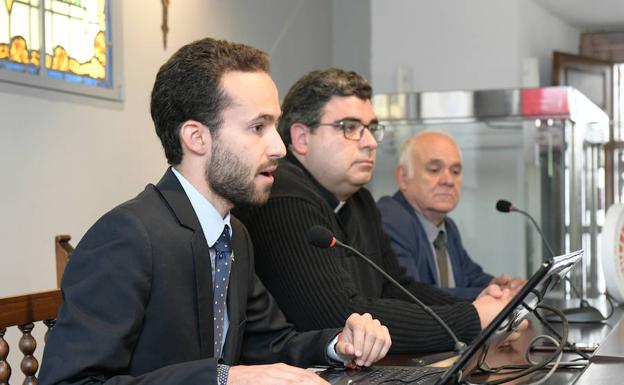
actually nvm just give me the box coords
[396,165,409,191]
[289,123,311,156]
[179,120,210,157]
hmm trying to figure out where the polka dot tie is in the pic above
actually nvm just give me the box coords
[213,224,232,359]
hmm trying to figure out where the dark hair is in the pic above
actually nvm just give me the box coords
[278,68,372,145]
[150,37,270,165]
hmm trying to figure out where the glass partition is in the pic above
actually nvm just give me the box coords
[370,87,609,298]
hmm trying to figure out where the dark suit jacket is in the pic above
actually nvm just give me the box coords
[377,191,493,299]
[39,168,338,385]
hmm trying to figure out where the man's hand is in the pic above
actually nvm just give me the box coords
[227,363,329,385]
[478,283,505,299]
[473,288,513,328]
[474,284,531,344]
[479,275,527,300]
[490,274,526,291]
[336,313,392,367]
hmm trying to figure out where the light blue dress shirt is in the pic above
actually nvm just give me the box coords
[172,168,231,353]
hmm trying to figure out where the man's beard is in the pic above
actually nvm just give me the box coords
[206,140,275,207]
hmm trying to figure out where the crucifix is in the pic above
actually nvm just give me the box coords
[161,0,170,49]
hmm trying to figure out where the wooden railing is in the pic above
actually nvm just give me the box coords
[0,290,62,385]
[0,235,72,385]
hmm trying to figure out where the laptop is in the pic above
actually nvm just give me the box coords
[318,249,584,385]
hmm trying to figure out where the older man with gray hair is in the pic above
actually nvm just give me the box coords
[377,131,524,299]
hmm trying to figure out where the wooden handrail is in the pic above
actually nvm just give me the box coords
[0,235,73,384]
[0,290,62,329]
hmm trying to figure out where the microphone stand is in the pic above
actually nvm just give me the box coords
[307,224,468,354]
[511,207,604,323]
[335,240,467,353]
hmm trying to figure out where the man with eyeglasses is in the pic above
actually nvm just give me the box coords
[234,68,514,354]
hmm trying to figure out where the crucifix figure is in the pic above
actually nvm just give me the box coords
[161,0,170,49]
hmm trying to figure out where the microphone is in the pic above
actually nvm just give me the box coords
[307,225,336,248]
[495,199,512,213]
[495,199,604,323]
[306,225,467,353]
[495,200,556,258]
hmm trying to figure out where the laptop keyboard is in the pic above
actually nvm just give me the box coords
[321,365,448,385]
[363,366,447,384]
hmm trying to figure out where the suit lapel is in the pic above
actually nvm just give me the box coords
[444,219,463,286]
[154,168,214,359]
[420,228,440,286]
[394,191,440,285]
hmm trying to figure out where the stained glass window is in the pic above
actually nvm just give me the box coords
[0,0,119,98]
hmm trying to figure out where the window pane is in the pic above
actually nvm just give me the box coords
[0,0,40,75]
[44,0,110,87]
[0,4,9,50]
[1,0,117,98]
[30,6,40,66]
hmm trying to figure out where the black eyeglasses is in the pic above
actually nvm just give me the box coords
[317,118,385,143]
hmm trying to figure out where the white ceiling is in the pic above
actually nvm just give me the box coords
[535,0,624,30]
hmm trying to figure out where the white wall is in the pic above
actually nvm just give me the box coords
[332,0,371,79]
[0,0,333,298]
[370,0,580,93]
[371,0,520,93]
[518,0,580,86]
[206,0,332,94]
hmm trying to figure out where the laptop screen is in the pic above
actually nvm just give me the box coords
[436,249,584,384]
[318,250,583,385]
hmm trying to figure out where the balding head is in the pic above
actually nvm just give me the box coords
[396,130,462,225]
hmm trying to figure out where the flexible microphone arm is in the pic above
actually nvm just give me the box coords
[308,225,467,353]
[508,207,557,261]
[495,199,600,318]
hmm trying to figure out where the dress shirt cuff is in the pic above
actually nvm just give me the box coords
[217,364,230,385]
[326,332,347,365]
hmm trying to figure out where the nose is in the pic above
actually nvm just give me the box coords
[267,126,287,159]
[359,127,378,151]
[439,169,455,185]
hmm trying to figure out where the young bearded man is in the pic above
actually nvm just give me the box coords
[39,39,390,385]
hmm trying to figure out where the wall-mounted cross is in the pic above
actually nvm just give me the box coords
[161,0,170,49]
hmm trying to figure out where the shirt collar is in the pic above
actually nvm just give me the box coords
[415,210,446,243]
[171,167,231,247]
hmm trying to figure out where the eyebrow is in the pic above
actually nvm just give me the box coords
[251,113,280,123]
[425,159,462,168]
[337,116,379,124]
